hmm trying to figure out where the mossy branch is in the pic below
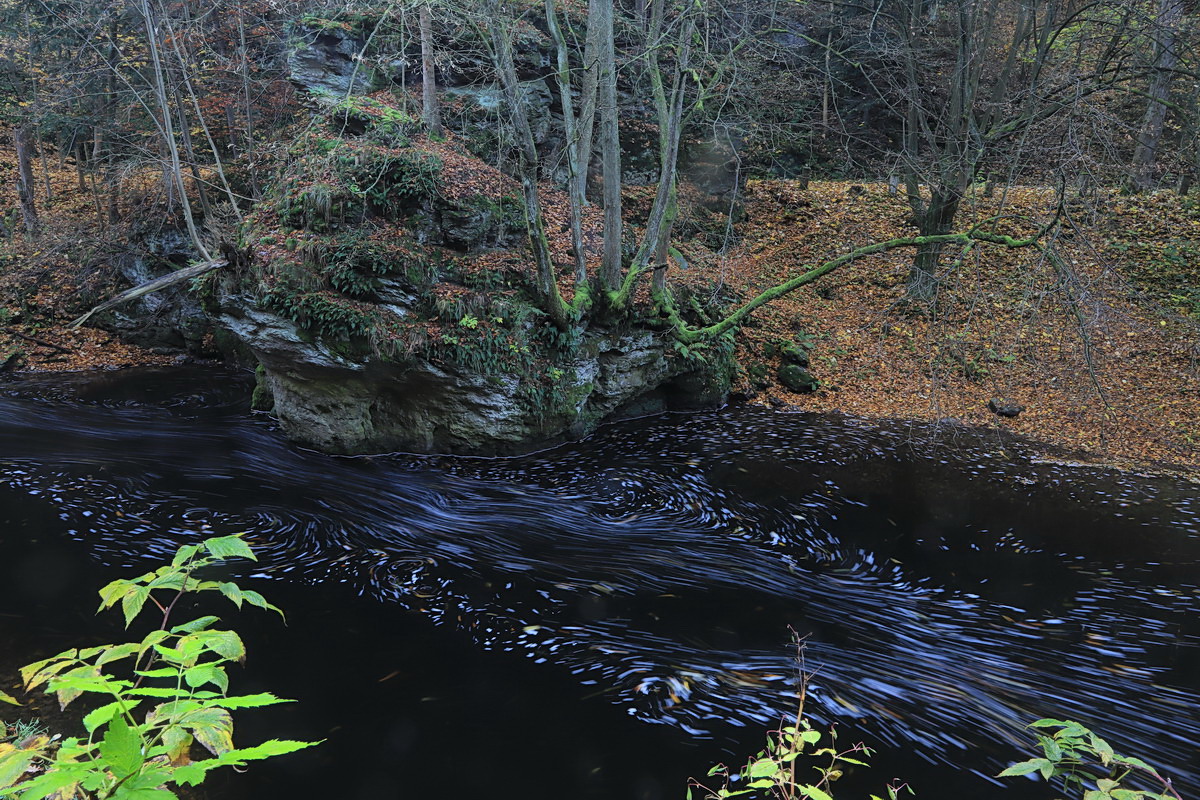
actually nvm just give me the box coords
[660,226,1048,343]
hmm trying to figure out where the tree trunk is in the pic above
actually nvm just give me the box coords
[596,0,623,292]
[141,0,211,261]
[574,0,603,202]
[1129,0,1184,192]
[420,4,443,136]
[906,187,961,303]
[173,86,214,221]
[545,0,588,289]
[14,124,40,237]
[487,3,568,325]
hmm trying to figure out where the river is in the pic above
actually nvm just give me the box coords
[1,366,1197,800]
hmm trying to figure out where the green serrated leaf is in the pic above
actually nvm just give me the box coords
[171,616,220,635]
[183,665,227,693]
[212,693,293,710]
[240,590,284,620]
[127,687,192,699]
[1091,734,1115,766]
[171,544,203,568]
[796,785,834,800]
[217,583,244,609]
[121,586,152,628]
[203,536,256,562]
[21,652,77,690]
[2,765,84,800]
[747,779,776,788]
[98,578,137,611]
[133,667,182,679]
[0,749,39,791]
[162,726,194,765]
[171,760,216,787]
[1116,755,1160,775]
[181,708,234,756]
[214,739,318,765]
[83,700,142,734]
[96,643,141,667]
[747,759,780,778]
[997,758,1051,778]
[98,715,144,779]
[200,631,245,662]
[110,766,176,799]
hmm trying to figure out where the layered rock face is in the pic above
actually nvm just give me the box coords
[222,301,725,455]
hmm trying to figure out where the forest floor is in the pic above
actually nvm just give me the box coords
[677,179,1200,473]
[2,149,1198,473]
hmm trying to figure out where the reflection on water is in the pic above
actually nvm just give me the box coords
[2,367,1198,794]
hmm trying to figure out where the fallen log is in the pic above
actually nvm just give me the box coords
[3,327,73,354]
[68,259,227,329]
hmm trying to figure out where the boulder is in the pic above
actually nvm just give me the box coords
[780,341,811,367]
[287,23,374,97]
[988,398,1025,418]
[99,228,215,354]
[778,363,819,393]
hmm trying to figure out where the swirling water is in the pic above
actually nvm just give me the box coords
[1,367,1198,799]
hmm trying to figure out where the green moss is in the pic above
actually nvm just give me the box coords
[262,284,378,342]
[331,95,419,144]
[778,363,818,392]
[251,364,275,412]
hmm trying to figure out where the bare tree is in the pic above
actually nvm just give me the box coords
[420,2,443,136]
[14,123,40,236]
[1129,0,1187,192]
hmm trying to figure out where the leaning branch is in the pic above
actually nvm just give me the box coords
[661,227,1048,343]
[68,259,226,329]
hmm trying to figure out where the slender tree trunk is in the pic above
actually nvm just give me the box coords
[1176,81,1200,195]
[76,140,89,193]
[236,8,260,199]
[14,124,40,237]
[1130,0,1184,192]
[164,8,243,219]
[420,4,443,136]
[574,0,603,202]
[596,0,623,292]
[39,137,53,202]
[175,87,214,220]
[141,0,212,261]
[634,19,692,293]
[487,4,568,325]
[545,0,588,289]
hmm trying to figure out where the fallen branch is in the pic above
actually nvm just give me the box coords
[68,259,227,329]
[3,328,73,354]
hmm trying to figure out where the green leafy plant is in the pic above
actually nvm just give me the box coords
[690,646,912,800]
[998,719,1181,800]
[0,535,317,799]
[689,704,912,800]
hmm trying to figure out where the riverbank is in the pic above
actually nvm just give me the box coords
[2,168,1197,472]
[679,180,1200,474]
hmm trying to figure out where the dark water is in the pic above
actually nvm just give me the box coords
[1,366,1198,800]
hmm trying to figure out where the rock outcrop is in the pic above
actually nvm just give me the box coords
[221,299,726,455]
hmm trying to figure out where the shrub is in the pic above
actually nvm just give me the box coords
[0,535,317,799]
[998,719,1181,800]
